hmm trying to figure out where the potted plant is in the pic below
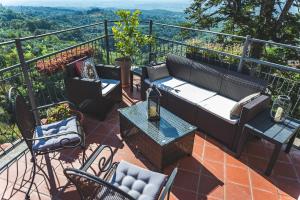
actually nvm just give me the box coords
[112,10,152,87]
[42,103,84,126]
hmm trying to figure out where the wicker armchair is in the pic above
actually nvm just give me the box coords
[64,57,122,120]
[64,145,177,200]
[9,87,85,200]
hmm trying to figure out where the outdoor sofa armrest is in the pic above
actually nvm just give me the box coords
[239,94,271,126]
[141,62,166,81]
[95,64,121,80]
[235,95,270,156]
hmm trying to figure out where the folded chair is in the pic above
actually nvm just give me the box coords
[64,145,177,200]
[9,87,85,200]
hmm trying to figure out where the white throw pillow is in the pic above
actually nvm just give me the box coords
[230,92,261,118]
[81,58,99,80]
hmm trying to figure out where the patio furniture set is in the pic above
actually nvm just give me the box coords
[10,54,299,199]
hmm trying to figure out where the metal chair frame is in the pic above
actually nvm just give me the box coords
[8,87,86,200]
[64,145,177,200]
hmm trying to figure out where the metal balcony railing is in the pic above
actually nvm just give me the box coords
[0,20,299,172]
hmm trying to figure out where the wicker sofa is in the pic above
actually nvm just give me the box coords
[64,58,122,120]
[141,54,270,153]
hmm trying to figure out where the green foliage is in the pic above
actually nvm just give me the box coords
[112,10,152,58]
[46,104,72,124]
[185,0,300,59]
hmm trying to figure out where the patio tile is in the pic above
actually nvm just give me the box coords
[170,186,197,200]
[203,145,224,163]
[198,174,224,199]
[273,162,298,180]
[247,155,269,173]
[250,170,277,193]
[202,160,224,181]
[226,165,250,186]
[226,153,248,169]
[177,156,202,173]
[252,188,278,200]
[225,182,251,200]
[173,169,200,192]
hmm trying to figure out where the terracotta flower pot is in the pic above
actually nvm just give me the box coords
[115,57,131,88]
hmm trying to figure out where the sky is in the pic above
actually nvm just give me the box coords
[1,0,192,11]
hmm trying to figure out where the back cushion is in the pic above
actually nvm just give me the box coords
[219,73,267,101]
[166,54,193,82]
[190,62,223,92]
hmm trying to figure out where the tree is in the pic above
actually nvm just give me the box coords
[185,0,300,58]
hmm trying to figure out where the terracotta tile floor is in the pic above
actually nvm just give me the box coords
[1,80,300,200]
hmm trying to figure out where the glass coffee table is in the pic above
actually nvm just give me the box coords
[119,101,197,170]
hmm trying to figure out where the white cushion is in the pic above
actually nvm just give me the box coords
[145,77,186,91]
[170,83,217,104]
[101,79,120,96]
[198,95,238,123]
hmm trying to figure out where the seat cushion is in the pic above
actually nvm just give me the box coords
[190,61,223,92]
[33,116,81,151]
[101,79,120,96]
[166,54,193,82]
[147,64,170,82]
[145,76,186,91]
[170,83,216,105]
[110,160,167,200]
[198,95,238,124]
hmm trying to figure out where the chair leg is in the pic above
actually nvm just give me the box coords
[26,155,37,200]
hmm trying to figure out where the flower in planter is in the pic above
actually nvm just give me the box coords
[36,47,94,75]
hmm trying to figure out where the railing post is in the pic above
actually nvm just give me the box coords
[15,38,40,125]
[148,20,153,64]
[104,20,110,65]
[238,35,251,72]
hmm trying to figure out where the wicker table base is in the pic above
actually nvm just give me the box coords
[119,103,196,171]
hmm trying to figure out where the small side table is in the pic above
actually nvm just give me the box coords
[239,110,300,176]
[130,67,142,92]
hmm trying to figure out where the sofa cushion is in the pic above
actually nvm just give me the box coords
[145,77,186,91]
[80,58,100,81]
[198,95,238,124]
[166,54,193,82]
[147,64,170,82]
[190,62,223,92]
[219,73,266,101]
[110,160,167,200]
[101,79,120,96]
[230,92,261,118]
[33,116,81,151]
[170,83,216,105]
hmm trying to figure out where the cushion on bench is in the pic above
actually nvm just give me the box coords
[33,116,81,151]
[101,79,120,96]
[170,83,217,105]
[198,95,238,124]
[144,77,186,91]
[110,160,167,200]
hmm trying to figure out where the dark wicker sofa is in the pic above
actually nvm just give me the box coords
[141,54,270,153]
[64,58,122,120]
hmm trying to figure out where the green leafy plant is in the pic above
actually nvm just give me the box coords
[46,104,72,124]
[112,10,152,59]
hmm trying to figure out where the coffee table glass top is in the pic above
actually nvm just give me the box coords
[119,101,197,146]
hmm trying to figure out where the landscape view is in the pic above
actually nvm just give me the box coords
[0,0,300,200]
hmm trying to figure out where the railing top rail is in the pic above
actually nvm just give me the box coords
[153,22,247,40]
[24,35,105,65]
[20,22,104,41]
[250,38,300,51]
[0,40,14,46]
